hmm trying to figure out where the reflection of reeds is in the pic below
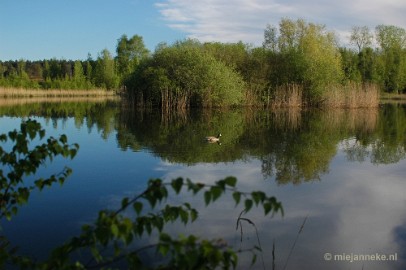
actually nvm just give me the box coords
[0,87,116,97]
[160,106,189,127]
[380,92,406,104]
[321,108,378,134]
[322,83,379,108]
[271,109,302,131]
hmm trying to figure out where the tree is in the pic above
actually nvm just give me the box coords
[375,25,406,93]
[266,18,343,101]
[339,47,361,82]
[375,25,406,51]
[263,24,278,52]
[94,49,119,90]
[73,60,86,88]
[116,34,150,82]
[358,47,378,83]
[350,26,373,53]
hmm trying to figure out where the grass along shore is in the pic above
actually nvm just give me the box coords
[0,87,117,98]
[0,96,119,107]
[266,83,380,108]
[1,83,386,108]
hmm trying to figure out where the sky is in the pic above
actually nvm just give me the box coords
[1,0,405,61]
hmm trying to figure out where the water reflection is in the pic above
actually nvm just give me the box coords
[0,100,405,269]
[116,105,405,185]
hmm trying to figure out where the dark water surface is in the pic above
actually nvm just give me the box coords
[0,99,405,269]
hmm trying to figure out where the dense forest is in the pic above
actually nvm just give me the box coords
[1,18,405,107]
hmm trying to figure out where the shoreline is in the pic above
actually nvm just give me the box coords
[0,87,118,98]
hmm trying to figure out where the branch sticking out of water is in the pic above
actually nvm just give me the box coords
[236,209,266,270]
[283,214,309,270]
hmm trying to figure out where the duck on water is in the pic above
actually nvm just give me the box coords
[205,133,221,143]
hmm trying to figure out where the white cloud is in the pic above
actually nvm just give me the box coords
[155,0,406,45]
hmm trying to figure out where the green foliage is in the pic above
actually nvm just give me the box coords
[1,20,406,98]
[116,34,150,82]
[374,25,406,93]
[0,120,79,221]
[265,18,344,102]
[126,39,245,108]
[94,49,119,90]
[339,48,362,82]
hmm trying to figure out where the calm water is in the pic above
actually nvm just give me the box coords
[0,99,405,269]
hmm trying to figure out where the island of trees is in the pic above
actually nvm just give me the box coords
[1,18,405,108]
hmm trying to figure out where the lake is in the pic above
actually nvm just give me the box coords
[0,98,405,269]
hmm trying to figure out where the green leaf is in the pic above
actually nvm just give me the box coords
[133,202,143,215]
[251,254,257,266]
[190,209,198,222]
[180,209,188,224]
[251,191,265,206]
[225,176,237,187]
[39,129,46,139]
[244,199,253,212]
[69,149,78,159]
[204,191,211,206]
[111,224,119,237]
[59,134,68,144]
[160,233,171,242]
[232,192,241,205]
[171,177,183,194]
[263,202,272,215]
[211,186,222,202]
[121,197,129,209]
[158,244,170,256]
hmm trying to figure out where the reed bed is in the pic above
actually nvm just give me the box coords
[0,96,119,107]
[321,83,379,108]
[0,87,117,98]
[268,84,303,108]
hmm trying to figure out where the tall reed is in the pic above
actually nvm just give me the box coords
[0,96,118,107]
[268,84,303,108]
[321,83,379,108]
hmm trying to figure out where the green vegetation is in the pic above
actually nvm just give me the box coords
[1,19,406,106]
[0,120,283,269]
[126,40,245,108]
[0,35,150,91]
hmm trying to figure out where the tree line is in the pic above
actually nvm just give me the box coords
[1,19,405,106]
[0,35,148,91]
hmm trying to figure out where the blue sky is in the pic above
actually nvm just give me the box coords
[1,0,405,61]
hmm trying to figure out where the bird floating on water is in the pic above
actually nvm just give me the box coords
[205,133,221,143]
